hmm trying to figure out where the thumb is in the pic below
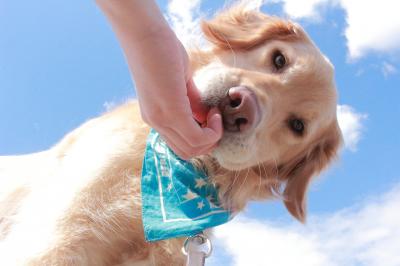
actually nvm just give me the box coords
[187,78,209,124]
[204,107,223,140]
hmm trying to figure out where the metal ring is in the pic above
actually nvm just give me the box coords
[182,233,213,258]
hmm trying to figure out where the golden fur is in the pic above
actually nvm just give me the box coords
[0,7,342,265]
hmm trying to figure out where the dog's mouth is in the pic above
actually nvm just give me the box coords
[203,86,261,133]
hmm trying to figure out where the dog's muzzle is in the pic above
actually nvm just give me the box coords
[218,86,261,133]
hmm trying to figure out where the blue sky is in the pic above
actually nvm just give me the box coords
[1,0,399,265]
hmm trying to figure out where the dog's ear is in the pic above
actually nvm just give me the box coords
[279,122,342,222]
[201,7,303,50]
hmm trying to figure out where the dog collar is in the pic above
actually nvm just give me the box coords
[141,129,231,242]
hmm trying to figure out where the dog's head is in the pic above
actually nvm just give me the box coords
[191,7,342,222]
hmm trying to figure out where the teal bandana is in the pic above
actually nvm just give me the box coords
[141,129,231,242]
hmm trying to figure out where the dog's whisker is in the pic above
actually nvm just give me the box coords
[273,156,279,177]
[229,169,240,189]
[220,33,237,68]
[260,160,275,197]
[230,169,241,191]
[236,167,250,199]
[257,162,262,198]
[226,169,242,213]
[269,154,284,198]
[260,161,268,178]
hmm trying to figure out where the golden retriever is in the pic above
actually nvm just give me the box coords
[0,7,342,266]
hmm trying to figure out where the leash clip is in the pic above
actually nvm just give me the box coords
[182,233,212,266]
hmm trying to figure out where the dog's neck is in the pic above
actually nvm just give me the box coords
[192,155,279,214]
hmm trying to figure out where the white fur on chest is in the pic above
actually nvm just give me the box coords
[0,113,141,264]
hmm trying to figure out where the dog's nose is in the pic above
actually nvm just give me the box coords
[219,86,261,132]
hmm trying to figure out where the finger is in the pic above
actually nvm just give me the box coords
[151,104,222,156]
[204,107,223,139]
[158,133,191,160]
[195,143,216,156]
[191,107,223,142]
[156,125,216,158]
[168,110,222,149]
[156,125,208,158]
[160,130,214,159]
[187,78,209,124]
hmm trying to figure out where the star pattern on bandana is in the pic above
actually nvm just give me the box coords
[182,189,198,201]
[141,129,231,241]
[194,178,207,189]
[197,200,205,210]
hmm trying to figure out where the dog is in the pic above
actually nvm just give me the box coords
[0,7,342,265]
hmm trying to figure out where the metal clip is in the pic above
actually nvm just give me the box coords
[182,233,212,266]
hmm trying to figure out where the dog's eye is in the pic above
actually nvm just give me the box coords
[273,51,286,70]
[289,118,305,136]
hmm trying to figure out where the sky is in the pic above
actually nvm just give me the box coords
[0,0,399,265]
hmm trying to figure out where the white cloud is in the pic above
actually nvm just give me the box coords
[165,0,271,47]
[103,98,130,112]
[337,105,367,152]
[210,183,400,266]
[167,0,400,59]
[340,0,400,60]
[382,62,398,78]
[278,0,333,20]
[274,0,400,59]
[165,0,203,47]
[103,101,116,111]
[239,0,265,11]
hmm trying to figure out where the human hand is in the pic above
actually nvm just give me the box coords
[96,0,223,159]
[131,30,223,159]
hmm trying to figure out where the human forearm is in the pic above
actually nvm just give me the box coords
[95,0,179,97]
[96,0,170,42]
